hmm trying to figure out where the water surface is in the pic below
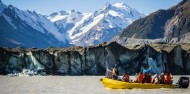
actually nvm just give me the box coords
[0,76,189,94]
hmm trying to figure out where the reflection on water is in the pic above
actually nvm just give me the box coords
[0,76,189,94]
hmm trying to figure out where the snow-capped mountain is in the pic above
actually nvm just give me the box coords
[0,1,145,48]
[48,3,145,46]
[48,10,92,34]
[0,1,71,48]
[48,10,92,43]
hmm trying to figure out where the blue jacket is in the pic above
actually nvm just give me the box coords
[142,67,151,74]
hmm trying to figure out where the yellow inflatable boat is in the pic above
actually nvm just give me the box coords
[101,77,189,89]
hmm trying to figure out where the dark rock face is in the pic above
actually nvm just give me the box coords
[113,0,190,44]
[0,42,190,75]
[117,9,175,39]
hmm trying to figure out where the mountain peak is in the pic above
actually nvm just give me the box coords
[112,2,131,10]
[71,9,75,12]
[59,11,67,15]
[64,2,144,46]
[103,2,112,10]
[113,2,125,6]
[0,0,7,13]
[100,2,134,12]
[68,9,82,15]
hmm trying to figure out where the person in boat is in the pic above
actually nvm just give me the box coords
[170,73,173,78]
[136,72,143,83]
[160,73,165,84]
[169,73,173,84]
[105,68,113,78]
[142,72,152,83]
[122,72,129,82]
[112,64,119,80]
[164,73,172,84]
[147,73,152,83]
[152,74,160,84]
[134,73,139,82]
[141,66,152,83]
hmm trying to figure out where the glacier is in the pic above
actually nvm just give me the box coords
[1,42,190,76]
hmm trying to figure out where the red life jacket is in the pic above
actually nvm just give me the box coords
[124,74,129,82]
[138,73,143,83]
[164,74,171,84]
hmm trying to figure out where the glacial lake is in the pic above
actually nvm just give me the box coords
[0,76,189,94]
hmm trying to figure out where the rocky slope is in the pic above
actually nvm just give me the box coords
[1,42,190,75]
[113,0,190,45]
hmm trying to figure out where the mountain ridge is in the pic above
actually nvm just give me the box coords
[0,1,144,48]
[112,0,190,45]
[48,2,145,46]
[0,1,71,48]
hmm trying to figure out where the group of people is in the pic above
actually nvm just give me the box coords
[111,65,173,84]
[134,72,173,84]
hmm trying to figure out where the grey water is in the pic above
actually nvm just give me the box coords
[0,76,189,94]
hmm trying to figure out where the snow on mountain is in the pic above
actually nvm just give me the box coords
[0,2,16,29]
[2,14,17,29]
[0,1,145,48]
[48,10,92,34]
[0,0,7,14]
[48,2,145,46]
[0,1,71,48]
[14,9,66,42]
[70,3,144,46]
[68,13,92,36]
[49,10,83,23]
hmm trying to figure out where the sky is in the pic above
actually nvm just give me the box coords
[2,0,182,15]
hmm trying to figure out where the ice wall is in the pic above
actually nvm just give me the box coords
[0,42,190,75]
